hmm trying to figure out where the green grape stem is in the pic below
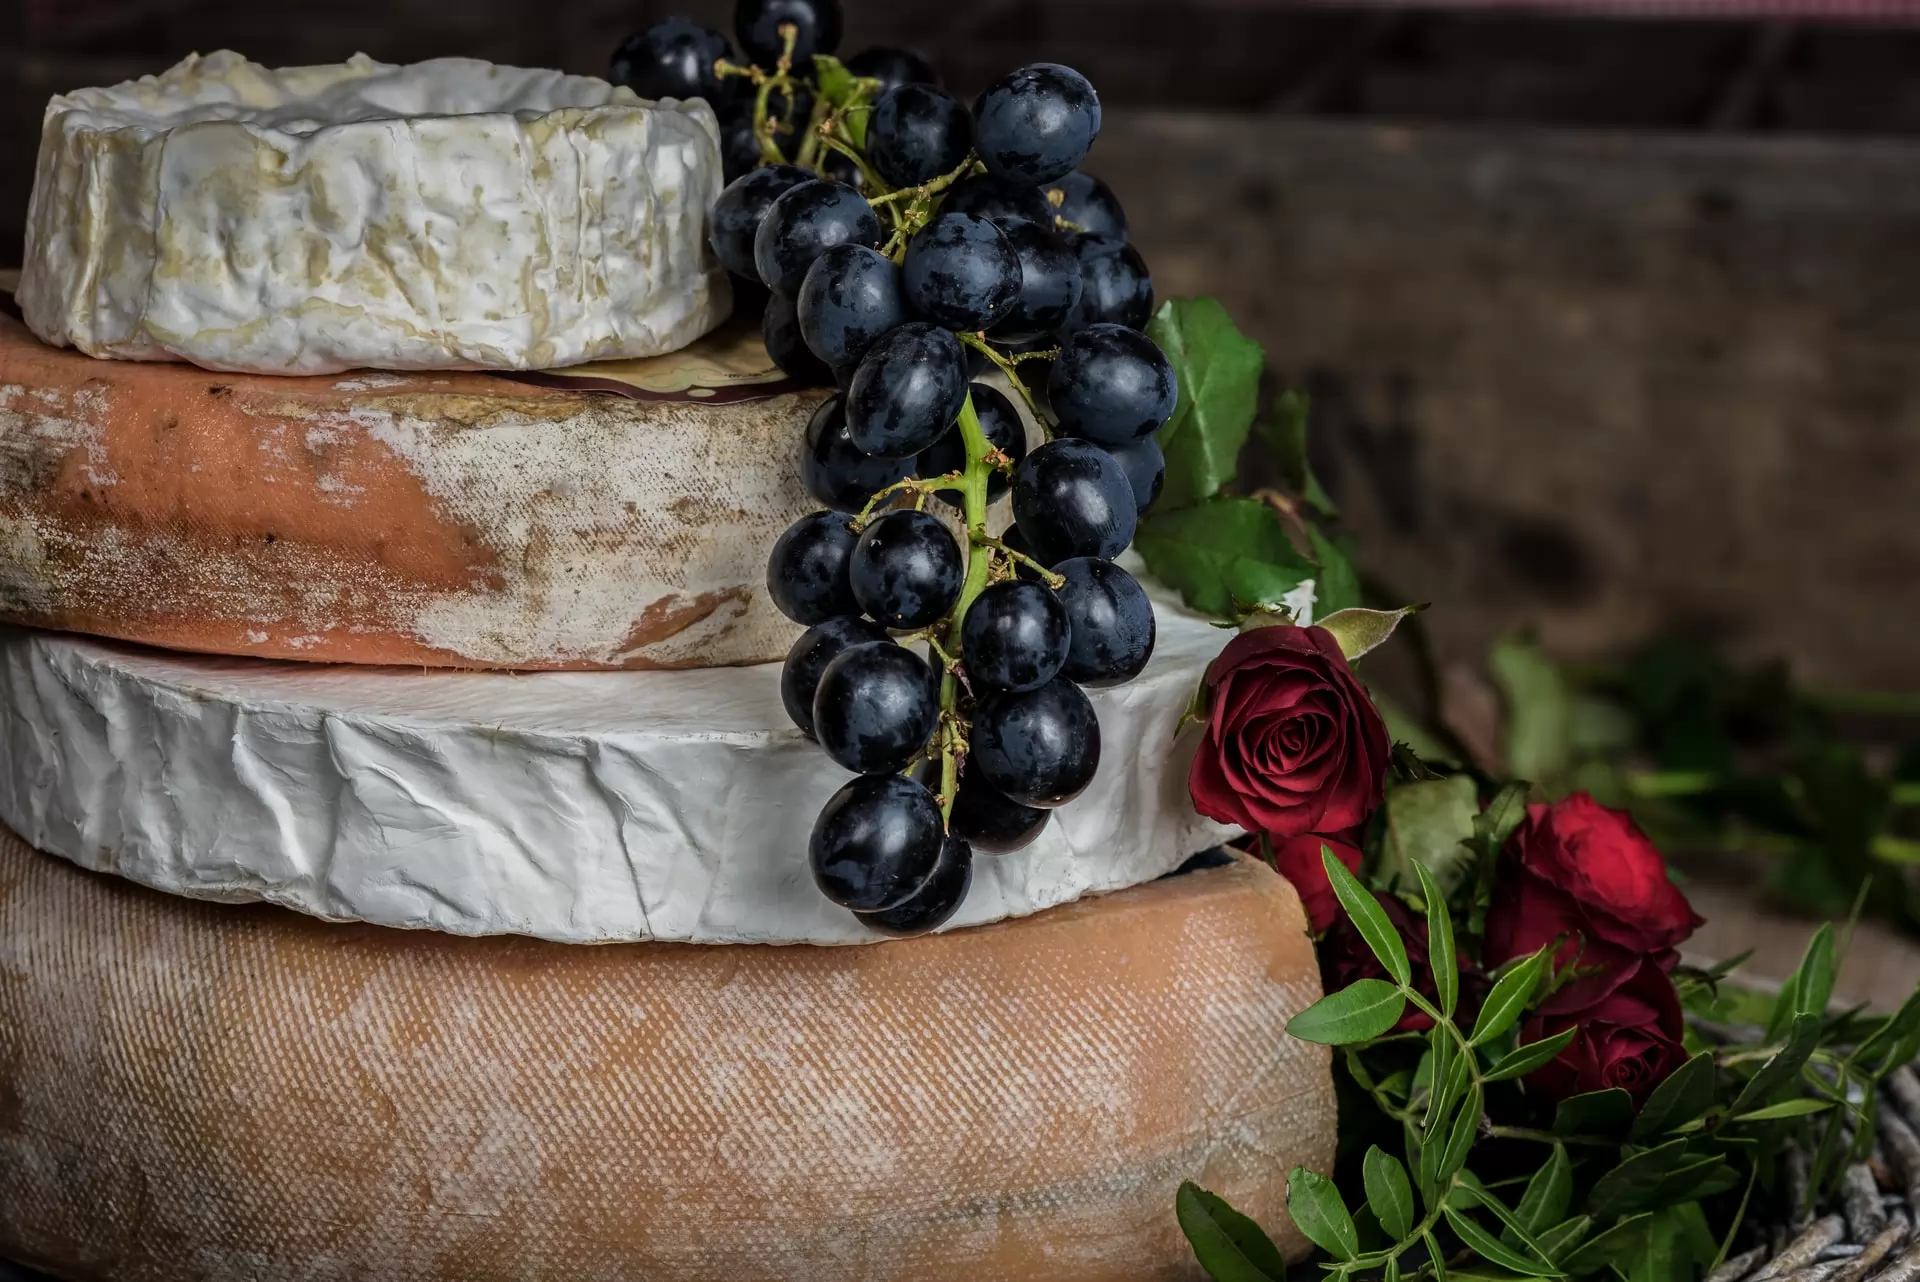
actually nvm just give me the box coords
[750,24,803,164]
[958,332,1050,430]
[935,391,995,821]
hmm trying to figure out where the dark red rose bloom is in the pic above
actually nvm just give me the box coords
[1521,958,1687,1102]
[1484,792,1703,1012]
[1189,624,1391,839]
[1320,889,1488,1032]
[1263,831,1365,934]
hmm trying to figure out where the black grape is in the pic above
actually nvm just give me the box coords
[972,63,1102,186]
[716,108,764,185]
[1048,170,1128,241]
[754,180,881,295]
[990,217,1082,343]
[971,676,1102,809]
[781,617,889,737]
[846,46,940,94]
[1053,557,1156,687]
[1064,233,1154,332]
[1011,438,1137,563]
[918,382,1027,508]
[1108,435,1165,515]
[737,0,843,67]
[845,322,968,459]
[767,510,860,625]
[763,291,834,386]
[801,394,914,511]
[867,84,972,189]
[902,212,1021,332]
[949,773,1050,854]
[813,642,941,775]
[961,579,1070,693]
[849,509,964,630]
[940,173,1053,227]
[1049,323,1178,447]
[711,164,813,279]
[797,244,907,370]
[810,773,945,912]
[853,834,973,936]
[612,19,739,107]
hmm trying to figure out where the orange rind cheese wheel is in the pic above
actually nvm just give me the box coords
[0,831,1332,1282]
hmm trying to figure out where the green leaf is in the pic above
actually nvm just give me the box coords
[1470,945,1549,1047]
[1287,979,1406,1045]
[1427,1043,1472,1143]
[1413,863,1458,1018]
[1770,924,1835,1041]
[1444,1207,1563,1278]
[1627,1211,1678,1282]
[1490,635,1574,784]
[1477,783,1531,851]
[1323,846,1412,985]
[1587,1139,1689,1220]
[1483,1028,1576,1082]
[1436,1082,1483,1183]
[1515,1145,1573,1235]
[812,54,856,103]
[1427,1231,1452,1282]
[1134,497,1314,620]
[1306,525,1363,616]
[1148,298,1265,511]
[1731,1098,1833,1122]
[1286,1167,1358,1261]
[1853,985,1920,1075]
[1535,1217,1592,1263]
[1384,775,1482,896]
[1177,1182,1288,1282]
[1254,389,1337,517]
[1553,1089,1635,1139]
[1317,605,1425,665]
[1631,1053,1716,1140]
[1364,1146,1416,1240]
[1729,1014,1821,1115]
[1562,1214,1653,1276]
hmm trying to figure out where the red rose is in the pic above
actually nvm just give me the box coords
[1521,958,1686,1101]
[1263,832,1365,934]
[1189,624,1391,840]
[1484,793,1703,1012]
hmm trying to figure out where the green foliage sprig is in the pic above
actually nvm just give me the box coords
[1180,840,1920,1282]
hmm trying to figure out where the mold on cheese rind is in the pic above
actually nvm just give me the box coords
[19,51,730,375]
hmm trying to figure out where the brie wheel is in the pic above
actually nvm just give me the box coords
[0,567,1237,946]
[18,51,730,375]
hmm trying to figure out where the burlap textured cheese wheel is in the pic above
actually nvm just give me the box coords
[0,832,1333,1282]
[0,304,822,670]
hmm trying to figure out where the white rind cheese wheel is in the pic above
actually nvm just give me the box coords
[0,832,1332,1282]
[18,51,728,374]
[0,308,823,670]
[0,572,1236,945]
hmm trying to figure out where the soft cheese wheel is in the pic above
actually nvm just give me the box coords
[0,573,1235,945]
[0,833,1333,1282]
[19,52,728,375]
[0,306,824,669]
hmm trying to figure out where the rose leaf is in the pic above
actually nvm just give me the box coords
[1316,604,1425,664]
[1134,497,1314,621]
[1148,297,1265,512]
[1253,389,1338,517]
[1382,775,1481,898]
[1306,525,1362,616]
[1489,634,1575,785]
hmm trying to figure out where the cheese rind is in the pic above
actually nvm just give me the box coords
[0,831,1331,1282]
[18,51,729,374]
[0,572,1237,946]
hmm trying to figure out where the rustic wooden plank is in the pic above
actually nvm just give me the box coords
[1095,113,1920,689]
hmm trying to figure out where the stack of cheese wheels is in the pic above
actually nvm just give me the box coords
[0,52,1336,1282]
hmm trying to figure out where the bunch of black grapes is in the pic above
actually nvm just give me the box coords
[616,0,1172,937]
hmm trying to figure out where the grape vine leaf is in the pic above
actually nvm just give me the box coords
[1148,297,1265,512]
[1176,1182,1288,1282]
[1134,497,1314,619]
